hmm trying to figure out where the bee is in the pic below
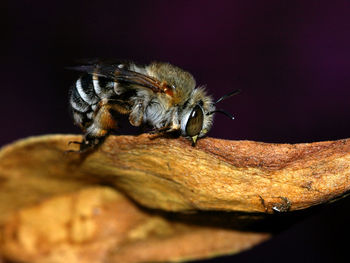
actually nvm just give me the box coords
[69,61,239,152]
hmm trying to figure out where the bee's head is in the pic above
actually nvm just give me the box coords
[180,88,240,145]
[180,88,215,145]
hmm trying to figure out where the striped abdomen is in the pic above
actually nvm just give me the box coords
[69,74,116,129]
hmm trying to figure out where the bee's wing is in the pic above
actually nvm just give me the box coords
[69,64,174,96]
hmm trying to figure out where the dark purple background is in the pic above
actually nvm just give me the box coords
[2,1,350,262]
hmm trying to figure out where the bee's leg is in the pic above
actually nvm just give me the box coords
[68,99,130,153]
[149,111,180,135]
[165,125,180,133]
[65,138,97,154]
[78,133,107,152]
[65,138,101,154]
[148,126,171,134]
[164,110,180,133]
[129,101,145,127]
[79,102,119,152]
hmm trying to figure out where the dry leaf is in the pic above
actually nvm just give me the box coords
[1,134,350,262]
[0,187,269,263]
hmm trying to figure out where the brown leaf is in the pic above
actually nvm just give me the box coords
[1,134,349,262]
[0,187,269,263]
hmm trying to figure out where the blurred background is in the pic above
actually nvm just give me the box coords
[2,0,350,262]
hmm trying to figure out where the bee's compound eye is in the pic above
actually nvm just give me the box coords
[185,105,204,137]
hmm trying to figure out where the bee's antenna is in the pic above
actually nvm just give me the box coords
[207,109,235,120]
[214,89,241,105]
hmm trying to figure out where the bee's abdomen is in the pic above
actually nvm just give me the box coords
[70,74,115,127]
